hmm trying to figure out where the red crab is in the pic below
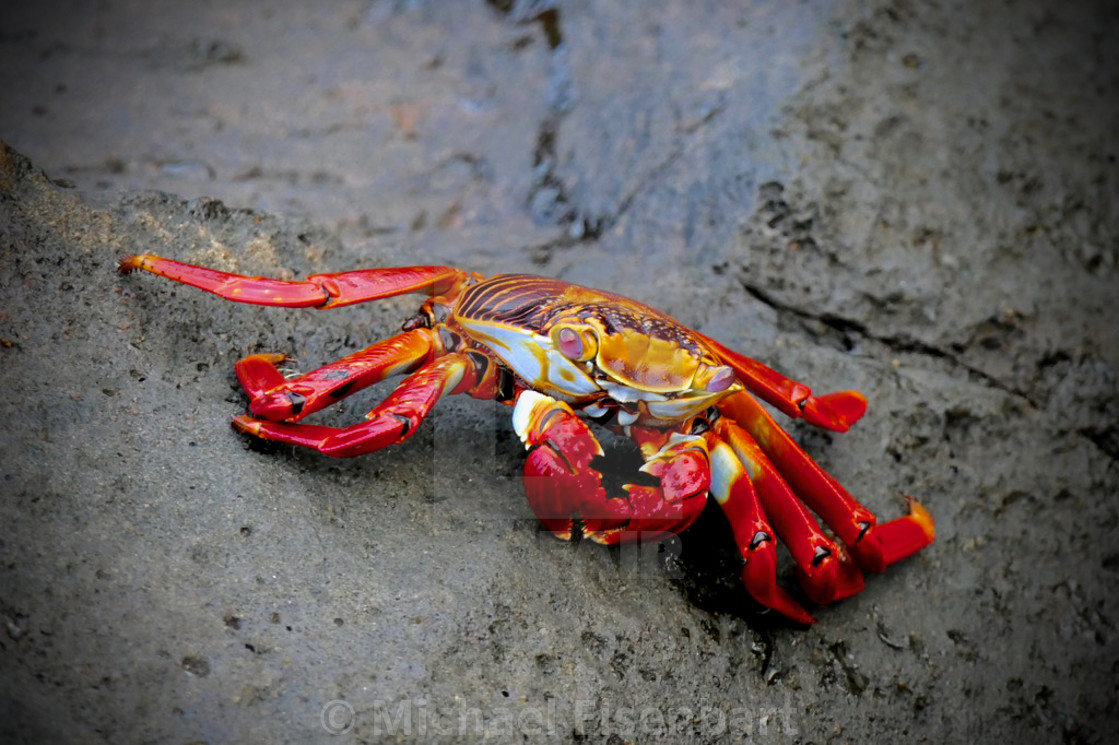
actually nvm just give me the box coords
[119,254,934,624]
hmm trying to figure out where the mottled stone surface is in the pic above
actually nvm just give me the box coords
[1,1,1116,742]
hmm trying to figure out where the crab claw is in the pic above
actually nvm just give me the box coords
[513,391,606,538]
[513,392,710,544]
[638,433,712,503]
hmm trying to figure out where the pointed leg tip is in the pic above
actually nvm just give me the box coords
[758,594,817,626]
[852,497,936,571]
[744,574,817,624]
[742,552,818,625]
[231,414,262,435]
[246,352,287,365]
[904,496,937,542]
[801,390,869,432]
[117,254,145,274]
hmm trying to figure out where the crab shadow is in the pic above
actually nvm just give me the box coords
[236,393,811,634]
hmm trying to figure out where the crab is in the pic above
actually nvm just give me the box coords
[119,254,934,624]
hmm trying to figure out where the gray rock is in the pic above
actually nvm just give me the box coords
[1,1,1115,742]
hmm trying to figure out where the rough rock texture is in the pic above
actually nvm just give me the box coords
[1,1,1116,742]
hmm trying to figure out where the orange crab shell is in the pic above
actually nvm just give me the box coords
[451,274,736,415]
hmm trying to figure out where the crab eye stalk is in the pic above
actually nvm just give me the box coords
[551,325,596,361]
[701,364,737,392]
[556,327,583,358]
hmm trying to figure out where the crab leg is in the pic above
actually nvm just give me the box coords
[705,428,816,625]
[232,352,473,457]
[696,332,868,432]
[719,390,935,573]
[512,391,709,544]
[235,329,436,422]
[119,254,472,308]
[712,417,865,606]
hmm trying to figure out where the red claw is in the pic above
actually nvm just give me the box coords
[514,392,708,544]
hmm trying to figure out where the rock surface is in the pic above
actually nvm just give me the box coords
[1,1,1116,741]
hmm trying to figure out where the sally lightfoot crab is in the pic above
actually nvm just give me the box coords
[119,254,934,624]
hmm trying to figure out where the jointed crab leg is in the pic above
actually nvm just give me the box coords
[119,254,473,309]
[705,430,817,625]
[712,418,865,606]
[236,329,436,422]
[696,332,868,433]
[233,352,473,457]
[513,391,710,544]
[720,391,934,573]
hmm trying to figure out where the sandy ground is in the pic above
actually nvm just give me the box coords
[1,1,1117,742]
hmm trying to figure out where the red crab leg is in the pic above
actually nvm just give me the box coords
[512,391,709,544]
[231,352,473,457]
[719,391,935,573]
[235,329,436,422]
[712,418,865,606]
[705,427,816,625]
[696,332,868,432]
[119,254,472,308]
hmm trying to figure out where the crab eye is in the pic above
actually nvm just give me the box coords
[556,327,584,359]
[705,365,736,392]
